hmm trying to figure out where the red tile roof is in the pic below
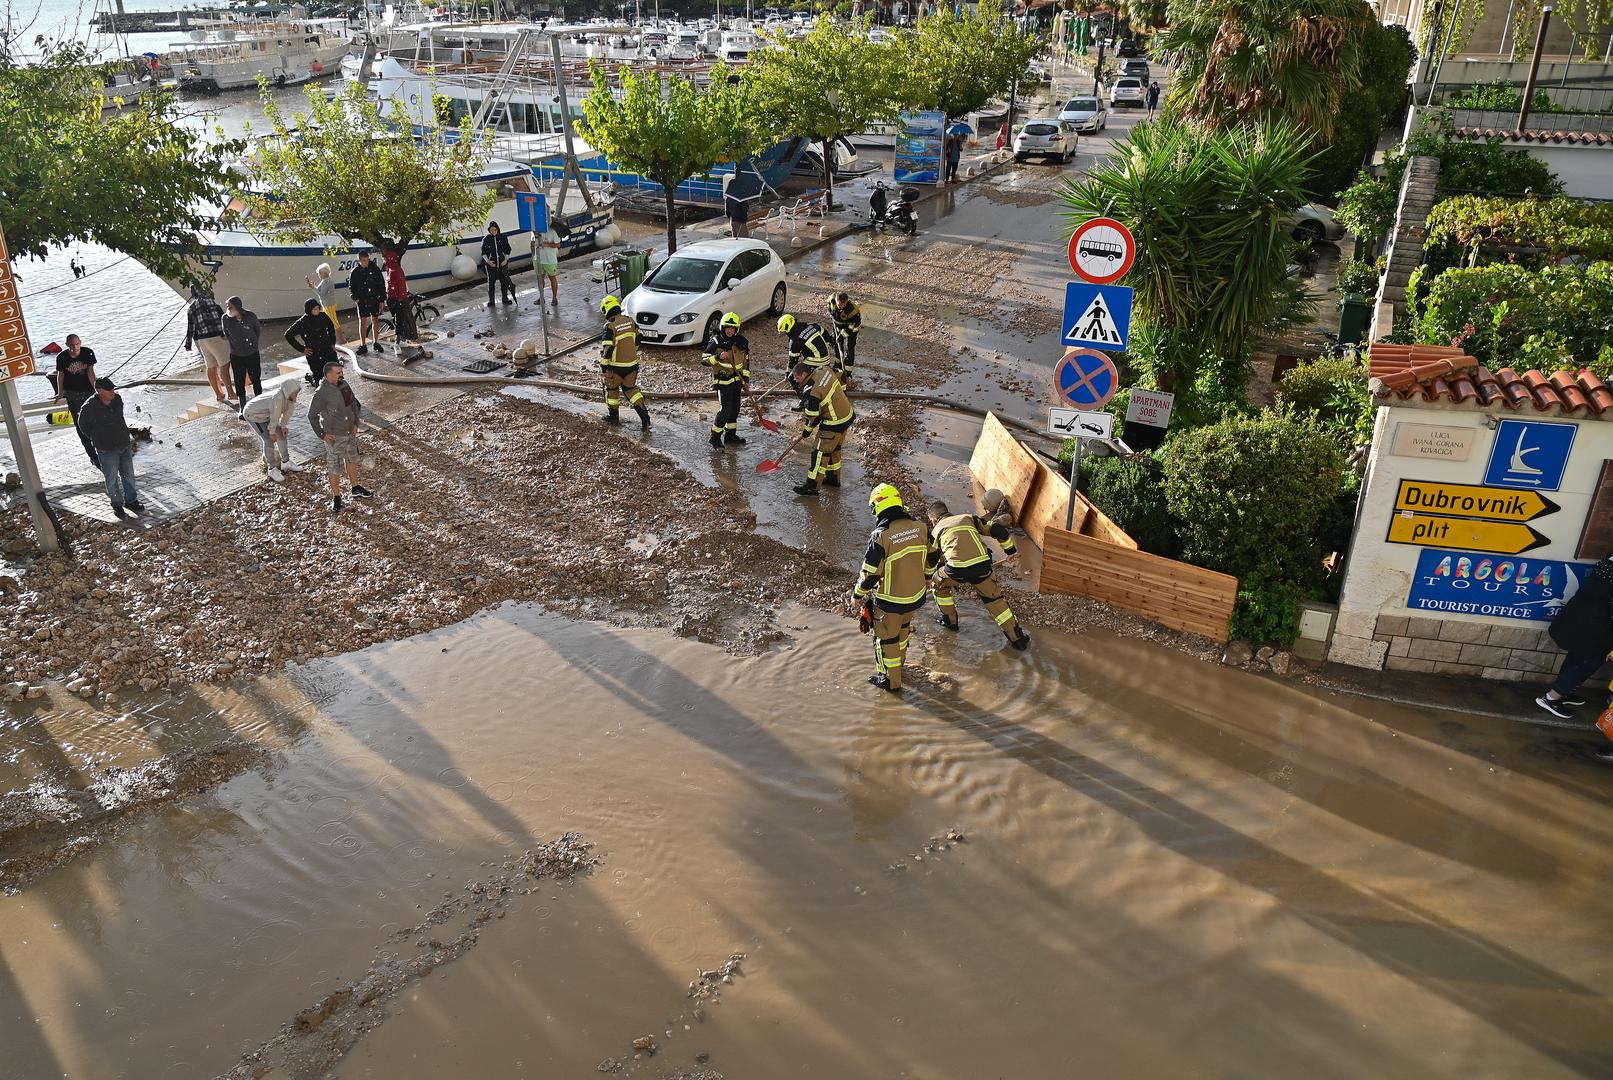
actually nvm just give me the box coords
[1367,344,1613,417]
[1455,126,1613,146]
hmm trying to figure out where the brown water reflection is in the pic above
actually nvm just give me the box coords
[3,603,1612,1078]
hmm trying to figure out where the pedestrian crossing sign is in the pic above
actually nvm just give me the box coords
[1061,281,1133,351]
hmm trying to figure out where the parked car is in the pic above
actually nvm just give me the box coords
[1013,118,1079,163]
[623,238,788,346]
[1286,202,1347,244]
[1116,37,1139,57]
[1109,77,1145,108]
[1121,58,1150,81]
[1058,95,1108,133]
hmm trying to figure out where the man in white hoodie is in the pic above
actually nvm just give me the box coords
[241,379,302,482]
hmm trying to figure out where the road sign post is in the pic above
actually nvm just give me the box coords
[1048,408,1114,532]
[0,223,58,554]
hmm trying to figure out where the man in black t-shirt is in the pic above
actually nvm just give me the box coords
[53,334,101,465]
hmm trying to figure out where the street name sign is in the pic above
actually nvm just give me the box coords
[1067,217,1136,285]
[1053,348,1119,409]
[1048,407,1113,441]
[1386,513,1549,555]
[1061,281,1132,351]
[1392,480,1558,523]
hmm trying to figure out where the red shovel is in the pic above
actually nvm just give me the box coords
[749,375,790,433]
[756,429,808,474]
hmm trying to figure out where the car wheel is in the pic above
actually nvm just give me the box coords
[1014,153,1027,162]
[1292,219,1324,245]
[769,281,787,316]
[702,311,722,342]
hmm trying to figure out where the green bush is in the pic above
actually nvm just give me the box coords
[1076,456,1181,558]
[1160,413,1346,579]
[1276,352,1375,444]
[1306,23,1416,199]
[1335,256,1383,302]
[1387,110,1564,198]
[1425,195,1613,264]
[1336,172,1398,248]
[1414,261,1613,371]
[1230,566,1307,646]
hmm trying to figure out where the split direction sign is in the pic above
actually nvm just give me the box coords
[1386,479,1558,555]
[1061,281,1132,351]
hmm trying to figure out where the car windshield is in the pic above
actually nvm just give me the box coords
[646,255,723,293]
[1065,98,1099,111]
[1024,122,1059,136]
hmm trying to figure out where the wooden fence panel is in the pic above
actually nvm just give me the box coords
[1038,527,1237,643]
[1021,457,1137,551]
[967,412,1040,522]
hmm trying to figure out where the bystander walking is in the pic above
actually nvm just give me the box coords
[482,222,515,308]
[76,377,143,519]
[532,223,562,305]
[308,361,373,513]
[222,296,263,411]
[1146,81,1161,119]
[51,334,99,466]
[349,251,386,355]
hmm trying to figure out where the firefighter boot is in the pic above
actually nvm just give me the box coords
[710,431,724,449]
[724,430,747,446]
[603,407,622,426]
[792,478,819,497]
[635,404,651,430]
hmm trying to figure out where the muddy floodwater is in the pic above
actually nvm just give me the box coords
[2,603,1612,1078]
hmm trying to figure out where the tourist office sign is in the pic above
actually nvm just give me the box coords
[1406,549,1594,622]
[0,227,35,384]
[1386,479,1558,555]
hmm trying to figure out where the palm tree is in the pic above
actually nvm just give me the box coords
[1156,0,1374,138]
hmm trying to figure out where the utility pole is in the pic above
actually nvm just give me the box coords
[0,225,58,555]
[1518,5,1553,129]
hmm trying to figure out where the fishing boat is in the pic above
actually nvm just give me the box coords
[162,160,615,320]
[165,18,352,91]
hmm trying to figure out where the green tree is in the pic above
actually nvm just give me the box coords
[581,64,765,254]
[910,0,1045,121]
[748,17,907,209]
[1059,120,1316,395]
[1306,21,1415,198]
[0,39,241,286]
[1157,0,1375,138]
[246,80,492,338]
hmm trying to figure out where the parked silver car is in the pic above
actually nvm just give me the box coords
[1109,77,1145,108]
[1058,95,1108,133]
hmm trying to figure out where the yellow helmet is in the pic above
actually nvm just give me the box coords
[721,311,741,330]
[869,483,903,516]
[601,295,621,315]
[777,313,795,334]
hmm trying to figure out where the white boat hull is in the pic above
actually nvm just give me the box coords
[174,39,349,91]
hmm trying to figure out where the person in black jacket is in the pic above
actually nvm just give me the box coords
[349,250,387,355]
[286,298,338,387]
[1538,555,1613,718]
[481,222,515,307]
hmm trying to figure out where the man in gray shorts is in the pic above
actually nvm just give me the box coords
[307,360,374,513]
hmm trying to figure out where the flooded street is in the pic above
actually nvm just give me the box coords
[5,603,1613,1077]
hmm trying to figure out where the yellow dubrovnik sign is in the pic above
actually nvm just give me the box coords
[1392,480,1557,523]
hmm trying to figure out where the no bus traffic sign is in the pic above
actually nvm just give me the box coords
[1067,217,1136,285]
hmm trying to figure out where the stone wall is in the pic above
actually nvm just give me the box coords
[1373,613,1561,681]
[1372,155,1441,341]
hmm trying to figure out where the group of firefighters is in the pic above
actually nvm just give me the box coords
[596,287,1030,691]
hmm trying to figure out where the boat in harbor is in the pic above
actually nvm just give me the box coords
[164,18,351,91]
[165,160,615,320]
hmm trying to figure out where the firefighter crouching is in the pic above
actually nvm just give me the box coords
[826,291,862,381]
[856,484,931,692]
[789,360,854,497]
[599,295,651,430]
[777,313,833,410]
[927,500,1031,650]
[704,312,749,449]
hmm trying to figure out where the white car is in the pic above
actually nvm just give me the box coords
[1013,118,1079,164]
[1287,202,1347,244]
[1058,95,1108,133]
[623,238,788,347]
[1110,77,1145,108]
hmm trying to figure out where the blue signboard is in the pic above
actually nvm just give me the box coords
[1053,348,1119,408]
[895,111,945,186]
[1061,281,1133,351]
[1405,548,1594,622]
[515,192,549,235]
[1483,418,1576,491]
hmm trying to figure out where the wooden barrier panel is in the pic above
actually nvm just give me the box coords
[1038,527,1237,643]
[967,412,1040,522]
[1020,456,1137,551]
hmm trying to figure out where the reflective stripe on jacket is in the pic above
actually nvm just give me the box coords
[803,365,853,431]
[856,510,931,611]
[703,330,751,385]
[602,313,638,367]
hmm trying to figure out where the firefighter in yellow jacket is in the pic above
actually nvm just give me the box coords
[926,500,1031,650]
[703,312,750,449]
[856,484,931,691]
[789,360,854,497]
[826,291,862,381]
[600,296,651,430]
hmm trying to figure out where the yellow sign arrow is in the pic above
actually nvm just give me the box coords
[1387,513,1549,554]
[1393,480,1558,522]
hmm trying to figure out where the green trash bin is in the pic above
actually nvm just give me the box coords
[617,248,650,295]
[1337,294,1372,347]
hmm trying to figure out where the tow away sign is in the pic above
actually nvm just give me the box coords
[1048,407,1113,441]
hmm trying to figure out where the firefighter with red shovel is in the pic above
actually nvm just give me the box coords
[703,312,750,450]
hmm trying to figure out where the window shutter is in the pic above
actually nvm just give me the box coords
[1577,460,1613,559]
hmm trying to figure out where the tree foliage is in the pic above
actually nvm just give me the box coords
[581,64,764,254]
[1306,21,1415,198]
[0,39,241,286]
[747,17,908,207]
[910,0,1044,120]
[246,80,492,256]
[1425,195,1613,264]
[1157,0,1375,138]
[1059,120,1315,391]
[1390,110,1564,198]
[1414,261,1613,371]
